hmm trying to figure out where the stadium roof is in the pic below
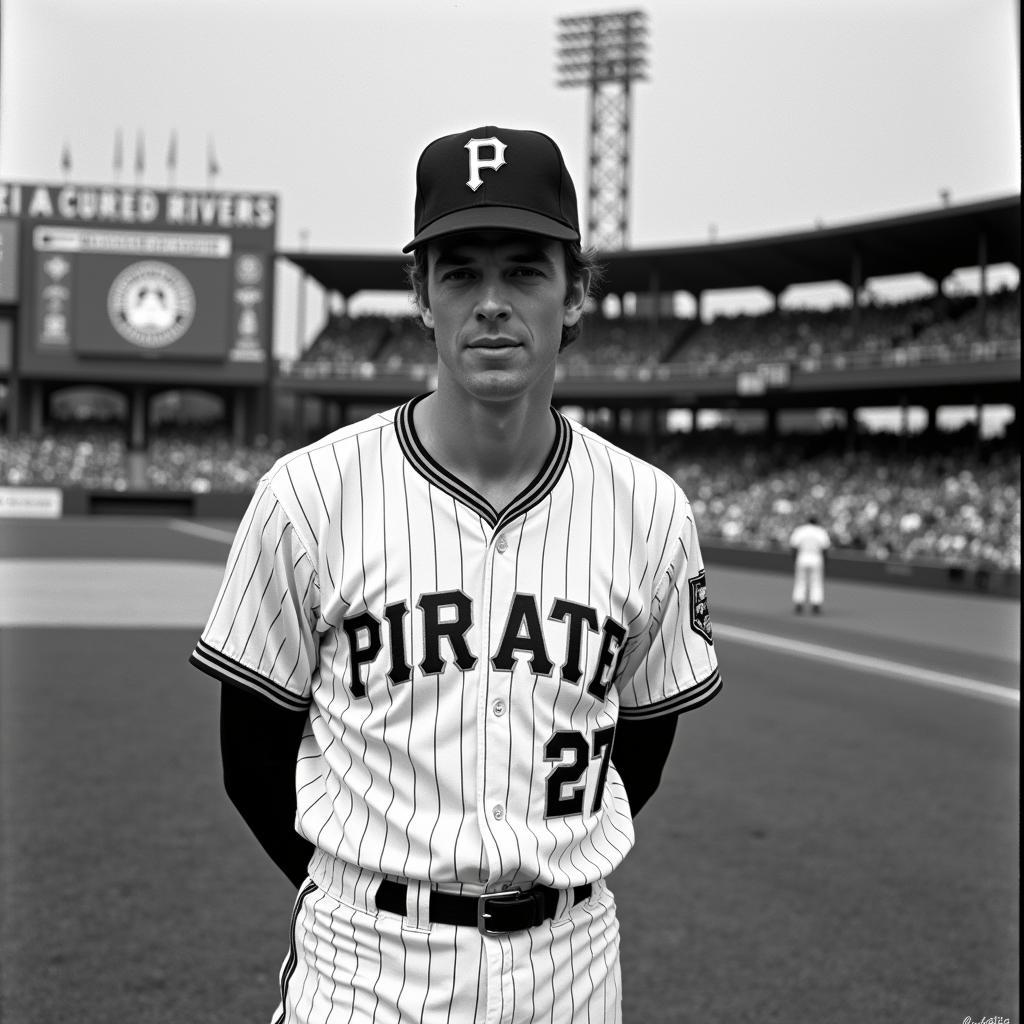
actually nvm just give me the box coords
[280,193,1020,300]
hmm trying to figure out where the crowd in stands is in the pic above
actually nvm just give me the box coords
[2,420,1018,572]
[0,428,283,494]
[0,429,131,491]
[286,313,435,379]
[661,288,1020,376]
[144,429,285,492]
[287,314,392,377]
[283,286,1019,380]
[659,427,1021,572]
[558,319,675,377]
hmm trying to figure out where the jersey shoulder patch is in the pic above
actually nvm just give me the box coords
[688,568,714,645]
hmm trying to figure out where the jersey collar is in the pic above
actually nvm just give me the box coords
[396,393,573,530]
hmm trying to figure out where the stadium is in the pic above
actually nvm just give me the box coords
[1,183,1020,592]
[0,6,1020,1022]
[1,174,1019,1023]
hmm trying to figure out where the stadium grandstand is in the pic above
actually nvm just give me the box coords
[0,191,1019,591]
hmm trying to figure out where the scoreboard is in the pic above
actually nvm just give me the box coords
[0,181,277,384]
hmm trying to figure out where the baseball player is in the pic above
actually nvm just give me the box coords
[789,513,831,613]
[190,125,722,1024]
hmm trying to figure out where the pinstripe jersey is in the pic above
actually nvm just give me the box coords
[191,394,721,891]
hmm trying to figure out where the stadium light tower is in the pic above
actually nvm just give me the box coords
[556,9,649,250]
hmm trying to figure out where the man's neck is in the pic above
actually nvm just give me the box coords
[414,387,556,509]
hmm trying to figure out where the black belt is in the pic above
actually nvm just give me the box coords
[375,880,593,935]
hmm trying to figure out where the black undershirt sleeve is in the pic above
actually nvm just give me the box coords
[220,680,676,882]
[219,682,315,888]
[611,713,679,817]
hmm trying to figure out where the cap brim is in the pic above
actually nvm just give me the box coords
[402,206,579,253]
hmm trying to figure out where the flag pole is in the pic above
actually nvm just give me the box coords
[134,130,145,186]
[206,135,220,190]
[113,128,124,184]
[167,130,178,188]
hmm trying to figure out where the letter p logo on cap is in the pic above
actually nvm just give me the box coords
[465,137,507,191]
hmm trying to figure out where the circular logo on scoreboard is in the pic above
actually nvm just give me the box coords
[107,261,196,349]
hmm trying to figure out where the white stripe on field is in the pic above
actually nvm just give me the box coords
[715,623,1019,707]
[169,519,236,544]
[0,559,223,627]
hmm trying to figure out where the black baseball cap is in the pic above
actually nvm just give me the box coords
[402,126,581,253]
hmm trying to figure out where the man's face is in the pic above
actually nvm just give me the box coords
[418,230,586,405]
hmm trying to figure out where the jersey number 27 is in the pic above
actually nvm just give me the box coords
[543,726,615,818]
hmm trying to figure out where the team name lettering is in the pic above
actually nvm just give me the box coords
[341,591,626,700]
[416,590,477,675]
[491,593,555,675]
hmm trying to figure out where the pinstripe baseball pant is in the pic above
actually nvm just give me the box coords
[272,861,622,1024]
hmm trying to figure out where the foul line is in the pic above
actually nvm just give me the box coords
[715,623,1020,707]
[169,519,236,544]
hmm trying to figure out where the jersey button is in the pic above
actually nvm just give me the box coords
[492,804,505,821]
[492,699,506,717]
[495,533,508,553]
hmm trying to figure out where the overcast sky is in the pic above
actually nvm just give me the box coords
[1,0,1020,345]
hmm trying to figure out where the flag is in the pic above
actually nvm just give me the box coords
[60,141,72,176]
[167,130,178,173]
[113,128,124,178]
[206,136,220,184]
[134,130,145,179]
[167,130,178,185]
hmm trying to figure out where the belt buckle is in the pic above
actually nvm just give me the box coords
[476,888,545,935]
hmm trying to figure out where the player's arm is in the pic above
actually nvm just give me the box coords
[615,503,721,814]
[220,682,315,888]
[612,714,679,816]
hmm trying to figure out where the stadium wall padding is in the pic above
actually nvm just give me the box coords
[700,540,1020,599]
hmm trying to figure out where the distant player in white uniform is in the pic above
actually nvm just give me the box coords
[190,125,722,1023]
[789,514,831,614]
